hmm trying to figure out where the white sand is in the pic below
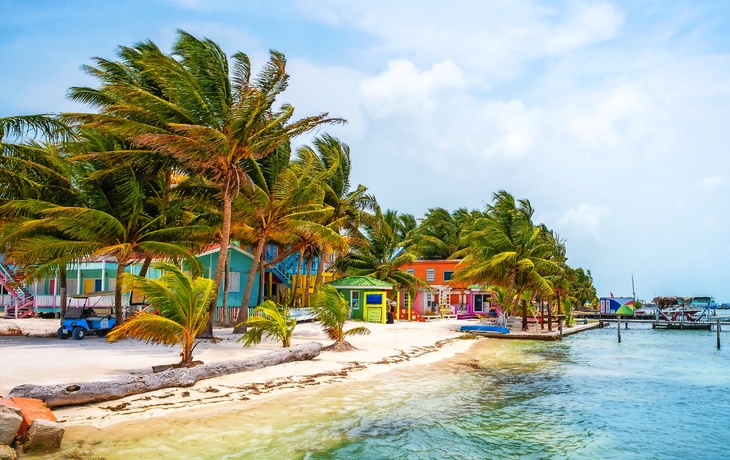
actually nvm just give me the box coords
[0,317,481,428]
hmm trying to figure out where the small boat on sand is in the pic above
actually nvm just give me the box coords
[460,325,510,334]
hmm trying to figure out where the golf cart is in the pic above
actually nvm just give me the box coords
[57,291,116,340]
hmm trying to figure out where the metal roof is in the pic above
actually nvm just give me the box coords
[328,276,393,289]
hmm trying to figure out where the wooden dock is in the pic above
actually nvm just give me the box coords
[651,321,712,330]
[598,318,726,330]
[462,321,601,341]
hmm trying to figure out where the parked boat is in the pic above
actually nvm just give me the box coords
[460,325,510,334]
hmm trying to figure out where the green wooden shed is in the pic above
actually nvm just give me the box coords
[329,276,393,323]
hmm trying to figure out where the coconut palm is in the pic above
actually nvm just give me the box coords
[412,207,477,260]
[571,268,597,311]
[333,209,425,294]
[294,134,376,286]
[67,30,343,337]
[0,133,86,318]
[106,262,214,366]
[229,148,343,332]
[0,141,79,204]
[0,143,206,326]
[454,190,560,330]
[310,284,370,352]
[237,300,296,348]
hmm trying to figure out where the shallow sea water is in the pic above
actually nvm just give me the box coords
[51,325,730,459]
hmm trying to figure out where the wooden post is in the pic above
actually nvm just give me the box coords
[558,318,563,340]
[625,321,628,330]
[617,315,621,343]
[717,319,721,350]
[548,299,553,332]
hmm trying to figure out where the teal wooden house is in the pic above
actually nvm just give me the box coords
[329,276,393,324]
[1,244,260,320]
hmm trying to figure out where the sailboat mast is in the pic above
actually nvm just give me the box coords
[632,274,636,303]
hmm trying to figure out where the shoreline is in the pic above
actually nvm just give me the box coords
[1,318,481,430]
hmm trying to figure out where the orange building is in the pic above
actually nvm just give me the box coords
[400,260,494,318]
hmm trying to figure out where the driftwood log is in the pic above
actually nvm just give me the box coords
[7,342,323,408]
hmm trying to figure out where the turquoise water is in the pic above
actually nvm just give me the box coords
[310,325,730,459]
[55,325,730,459]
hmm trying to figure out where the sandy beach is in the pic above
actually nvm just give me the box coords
[1,318,481,430]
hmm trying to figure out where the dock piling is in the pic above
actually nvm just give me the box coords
[558,319,563,341]
[717,319,721,350]
[617,315,621,343]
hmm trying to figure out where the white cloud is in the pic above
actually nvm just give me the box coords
[359,60,466,116]
[296,0,624,78]
[556,203,610,240]
[479,100,541,158]
[565,85,651,148]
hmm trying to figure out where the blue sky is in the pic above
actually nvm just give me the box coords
[3,0,730,301]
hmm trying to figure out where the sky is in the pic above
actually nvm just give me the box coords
[3,0,730,301]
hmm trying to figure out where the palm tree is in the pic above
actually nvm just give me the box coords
[412,207,475,260]
[571,268,597,312]
[237,300,296,348]
[67,30,343,336]
[310,284,370,351]
[0,117,82,318]
[454,191,560,331]
[0,133,86,319]
[0,115,71,156]
[333,209,425,295]
[229,145,343,333]
[106,262,214,366]
[294,134,376,287]
[0,143,206,326]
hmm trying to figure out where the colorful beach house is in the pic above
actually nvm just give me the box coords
[1,242,333,320]
[195,244,261,322]
[329,276,393,324]
[398,260,496,319]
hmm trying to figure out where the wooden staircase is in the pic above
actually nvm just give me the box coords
[0,263,35,318]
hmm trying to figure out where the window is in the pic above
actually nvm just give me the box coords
[474,294,491,312]
[351,291,360,310]
[426,269,435,282]
[403,292,411,307]
[366,293,383,304]
[426,293,436,308]
[443,271,454,281]
[227,272,241,293]
[406,268,415,275]
[83,278,103,293]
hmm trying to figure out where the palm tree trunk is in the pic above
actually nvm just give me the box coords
[59,265,67,319]
[503,268,517,314]
[182,329,194,366]
[290,252,304,308]
[303,255,314,307]
[521,298,528,331]
[556,292,562,326]
[138,256,153,278]
[315,243,327,287]
[200,187,234,338]
[258,259,265,304]
[221,256,229,326]
[233,236,265,333]
[114,258,129,326]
